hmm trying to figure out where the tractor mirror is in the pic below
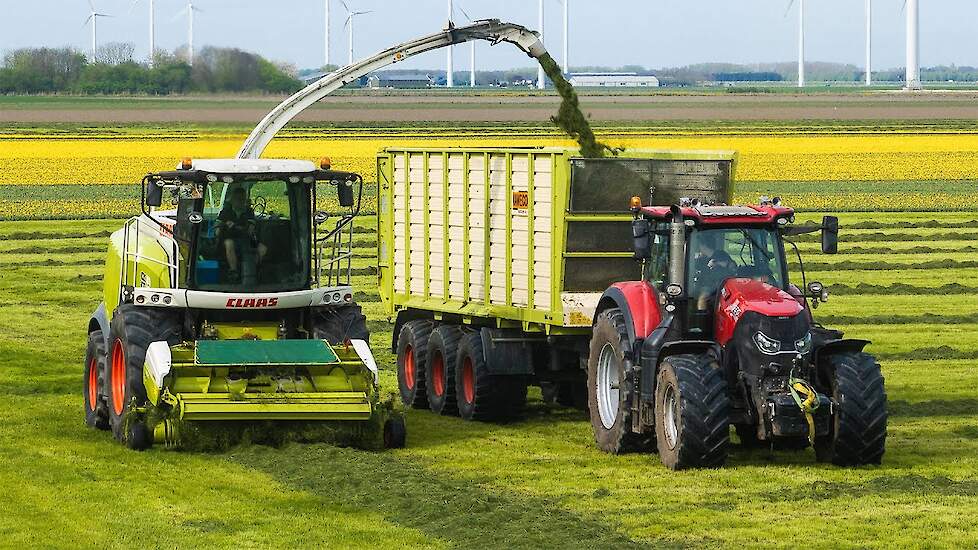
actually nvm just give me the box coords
[632,218,651,260]
[337,180,355,208]
[821,215,839,254]
[146,180,164,207]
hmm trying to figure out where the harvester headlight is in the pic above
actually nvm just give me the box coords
[221,176,234,184]
[332,292,342,302]
[795,332,813,355]
[753,331,781,355]
[206,174,218,182]
[136,295,145,304]
[344,293,353,302]
[163,295,172,305]
[151,294,160,303]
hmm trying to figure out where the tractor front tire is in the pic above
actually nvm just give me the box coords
[107,305,180,443]
[396,320,433,409]
[313,303,369,345]
[425,326,464,415]
[83,330,110,430]
[815,352,887,466]
[655,353,730,470]
[455,330,527,421]
[587,308,650,454]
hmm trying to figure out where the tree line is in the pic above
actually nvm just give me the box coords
[0,44,302,95]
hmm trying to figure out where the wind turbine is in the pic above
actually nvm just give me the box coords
[175,0,202,66]
[340,1,371,66]
[446,0,454,87]
[324,0,330,67]
[865,0,872,85]
[83,0,112,62]
[785,0,805,87]
[537,0,545,89]
[904,0,920,90]
[557,0,569,74]
[455,4,476,87]
[130,0,155,68]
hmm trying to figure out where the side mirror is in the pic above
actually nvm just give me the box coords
[337,180,355,208]
[632,218,651,260]
[174,198,197,243]
[314,211,329,225]
[146,180,163,207]
[821,215,839,254]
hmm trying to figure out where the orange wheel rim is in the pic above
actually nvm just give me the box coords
[87,356,98,411]
[404,345,415,388]
[111,339,126,416]
[462,357,475,404]
[431,353,445,396]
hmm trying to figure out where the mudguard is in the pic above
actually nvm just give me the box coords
[814,338,870,366]
[88,302,110,351]
[595,282,662,343]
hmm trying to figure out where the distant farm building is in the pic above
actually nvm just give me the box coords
[568,72,660,88]
[366,74,432,89]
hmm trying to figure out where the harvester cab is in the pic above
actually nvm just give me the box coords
[589,195,887,470]
[84,158,406,451]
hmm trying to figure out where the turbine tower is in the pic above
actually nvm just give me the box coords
[865,0,872,85]
[559,0,568,74]
[537,0,545,89]
[84,0,112,62]
[905,0,921,90]
[455,5,476,87]
[175,0,202,66]
[785,0,806,87]
[446,0,454,87]
[341,1,371,66]
[324,0,330,67]
[131,0,156,68]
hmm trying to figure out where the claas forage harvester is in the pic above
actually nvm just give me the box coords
[376,147,886,469]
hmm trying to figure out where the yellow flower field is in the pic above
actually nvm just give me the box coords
[2,133,978,185]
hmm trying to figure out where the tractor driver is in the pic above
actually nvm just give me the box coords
[691,231,736,310]
[217,187,267,281]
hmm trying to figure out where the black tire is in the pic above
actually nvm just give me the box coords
[735,424,762,448]
[107,305,181,443]
[395,320,433,409]
[455,330,527,421]
[586,309,649,454]
[736,424,809,451]
[83,330,110,430]
[126,422,153,451]
[815,352,887,466]
[655,353,730,470]
[425,325,464,415]
[383,416,407,449]
[313,303,369,345]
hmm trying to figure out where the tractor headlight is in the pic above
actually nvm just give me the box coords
[753,331,781,355]
[795,332,813,355]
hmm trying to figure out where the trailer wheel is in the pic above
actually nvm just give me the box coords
[815,352,887,466]
[313,303,369,344]
[83,330,110,430]
[107,305,180,443]
[455,330,526,421]
[425,326,464,415]
[655,353,730,470]
[587,308,650,454]
[396,320,433,409]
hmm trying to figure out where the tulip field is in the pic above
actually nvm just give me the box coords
[2,113,978,548]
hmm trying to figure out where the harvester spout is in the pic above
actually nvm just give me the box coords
[237,20,548,160]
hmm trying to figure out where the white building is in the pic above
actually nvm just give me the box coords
[568,72,659,88]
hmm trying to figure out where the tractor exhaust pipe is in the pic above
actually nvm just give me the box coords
[668,205,686,293]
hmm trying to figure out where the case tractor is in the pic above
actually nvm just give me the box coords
[588,198,887,469]
[83,158,405,450]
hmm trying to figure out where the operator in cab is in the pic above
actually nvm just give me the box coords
[691,232,735,310]
[217,186,267,281]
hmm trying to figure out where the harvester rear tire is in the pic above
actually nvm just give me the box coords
[455,330,526,422]
[587,308,651,454]
[313,304,369,344]
[655,353,730,470]
[815,352,887,466]
[383,416,407,449]
[107,305,181,443]
[396,320,433,409]
[83,330,110,430]
[425,325,464,416]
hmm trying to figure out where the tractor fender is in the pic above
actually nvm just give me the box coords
[390,309,434,353]
[595,282,662,344]
[88,302,110,351]
[814,338,870,367]
[640,336,720,402]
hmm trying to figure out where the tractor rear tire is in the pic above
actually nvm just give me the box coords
[396,320,433,409]
[83,330,110,430]
[455,330,526,421]
[587,308,651,454]
[313,303,369,345]
[815,352,887,466]
[107,305,180,443]
[655,353,730,470]
[425,325,464,415]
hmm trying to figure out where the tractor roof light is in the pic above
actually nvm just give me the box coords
[629,196,642,210]
[320,157,332,170]
[181,157,193,170]
[666,283,683,297]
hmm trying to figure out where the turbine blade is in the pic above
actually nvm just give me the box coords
[458,6,471,21]
[88,0,96,12]
[339,0,350,13]
[783,0,796,18]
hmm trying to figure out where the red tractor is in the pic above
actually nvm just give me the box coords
[588,198,887,470]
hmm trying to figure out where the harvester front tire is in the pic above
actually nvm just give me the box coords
[383,416,407,449]
[815,352,887,466]
[425,325,464,415]
[314,304,369,344]
[455,330,526,422]
[655,353,730,470]
[396,320,433,409]
[587,308,650,454]
[126,422,153,451]
[84,330,110,430]
[107,305,180,443]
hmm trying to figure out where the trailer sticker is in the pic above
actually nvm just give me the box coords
[512,190,529,213]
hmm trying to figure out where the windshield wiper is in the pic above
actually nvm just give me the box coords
[739,229,772,260]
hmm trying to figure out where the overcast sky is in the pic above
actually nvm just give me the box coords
[6,1,977,71]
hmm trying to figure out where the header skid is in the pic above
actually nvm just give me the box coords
[237,19,546,160]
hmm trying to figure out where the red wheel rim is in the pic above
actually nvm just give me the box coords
[462,357,475,404]
[431,353,445,396]
[403,345,415,388]
[111,339,126,416]
[87,356,98,411]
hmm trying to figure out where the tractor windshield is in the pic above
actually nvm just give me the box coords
[687,227,786,304]
[189,179,311,291]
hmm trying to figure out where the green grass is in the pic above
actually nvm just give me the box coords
[3,211,978,548]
